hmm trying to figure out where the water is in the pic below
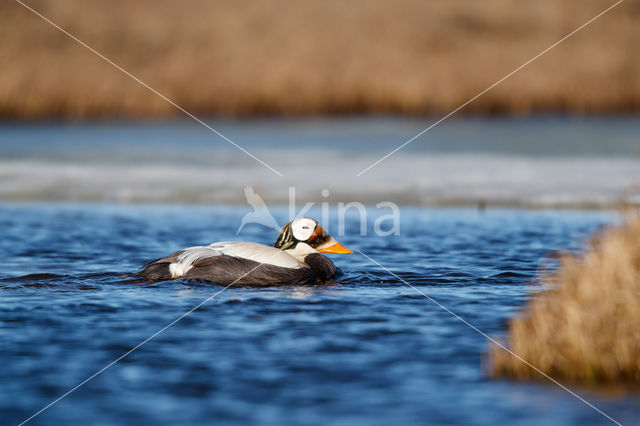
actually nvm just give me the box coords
[2,204,638,425]
[1,116,639,206]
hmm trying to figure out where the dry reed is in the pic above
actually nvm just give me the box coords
[490,214,640,384]
[1,0,639,119]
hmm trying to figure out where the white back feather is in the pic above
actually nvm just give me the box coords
[175,241,304,271]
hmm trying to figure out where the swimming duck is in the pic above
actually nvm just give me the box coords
[139,217,351,286]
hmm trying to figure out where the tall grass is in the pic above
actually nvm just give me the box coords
[490,214,640,383]
[1,0,639,118]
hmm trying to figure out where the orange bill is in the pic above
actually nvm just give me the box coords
[317,241,352,254]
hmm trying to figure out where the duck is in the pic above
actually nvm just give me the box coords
[139,217,352,286]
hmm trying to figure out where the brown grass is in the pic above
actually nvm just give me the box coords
[490,214,640,384]
[1,0,639,119]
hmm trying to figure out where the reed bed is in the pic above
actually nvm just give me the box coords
[490,214,640,384]
[1,0,639,118]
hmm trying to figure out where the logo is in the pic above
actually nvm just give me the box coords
[236,186,400,237]
[236,186,280,235]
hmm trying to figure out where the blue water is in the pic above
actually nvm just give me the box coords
[1,204,637,425]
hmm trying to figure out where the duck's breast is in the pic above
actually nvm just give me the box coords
[303,253,337,282]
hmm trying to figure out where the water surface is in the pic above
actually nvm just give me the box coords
[1,204,637,425]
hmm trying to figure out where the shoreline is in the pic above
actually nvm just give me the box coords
[0,200,631,211]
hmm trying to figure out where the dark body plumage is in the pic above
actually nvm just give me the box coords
[139,250,338,286]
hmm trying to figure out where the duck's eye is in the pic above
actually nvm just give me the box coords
[302,226,309,229]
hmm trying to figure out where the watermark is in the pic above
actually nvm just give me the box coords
[237,186,400,237]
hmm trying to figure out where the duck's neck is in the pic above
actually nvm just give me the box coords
[284,243,317,265]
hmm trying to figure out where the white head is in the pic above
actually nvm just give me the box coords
[290,217,317,241]
[273,217,352,254]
